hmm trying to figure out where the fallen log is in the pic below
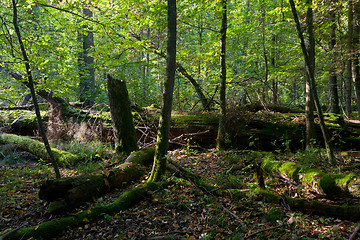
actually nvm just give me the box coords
[169,159,360,220]
[262,159,360,198]
[0,182,161,240]
[0,133,82,167]
[39,147,155,213]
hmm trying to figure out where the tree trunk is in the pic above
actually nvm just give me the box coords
[12,0,61,178]
[305,0,317,145]
[107,74,138,154]
[217,0,228,150]
[39,147,155,213]
[148,0,177,182]
[78,6,96,107]
[353,2,360,117]
[289,0,336,165]
[328,0,341,114]
[346,0,354,116]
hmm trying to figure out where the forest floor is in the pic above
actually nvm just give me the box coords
[1,146,359,239]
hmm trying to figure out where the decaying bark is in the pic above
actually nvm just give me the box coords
[107,74,138,154]
[0,133,82,167]
[39,147,155,213]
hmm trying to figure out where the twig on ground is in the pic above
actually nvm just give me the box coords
[349,223,360,240]
[244,218,293,239]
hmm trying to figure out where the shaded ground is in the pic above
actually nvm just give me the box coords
[0,148,359,239]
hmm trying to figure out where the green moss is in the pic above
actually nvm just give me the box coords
[279,161,300,181]
[171,112,219,128]
[334,173,356,188]
[0,133,83,167]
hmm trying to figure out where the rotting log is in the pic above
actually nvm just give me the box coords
[262,159,360,198]
[39,147,155,213]
[252,188,360,220]
[0,133,82,167]
[0,182,161,240]
[169,159,360,220]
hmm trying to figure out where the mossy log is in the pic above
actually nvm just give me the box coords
[3,108,360,151]
[262,159,360,198]
[252,189,360,220]
[0,133,82,166]
[39,147,155,213]
[0,182,161,240]
[169,159,360,220]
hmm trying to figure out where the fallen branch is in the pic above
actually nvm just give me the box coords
[349,223,360,240]
[0,103,47,111]
[244,220,291,239]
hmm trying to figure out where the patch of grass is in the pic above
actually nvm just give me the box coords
[53,140,113,161]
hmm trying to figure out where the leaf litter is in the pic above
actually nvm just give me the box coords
[0,148,358,239]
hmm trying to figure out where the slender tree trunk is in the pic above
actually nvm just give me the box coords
[346,0,354,116]
[289,0,336,165]
[271,36,278,105]
[216,0,227,150]
[305,0,316,145]
[107,75,138,154]
[12,0,61,178]
[78,5,95,107]
[353,2,360,117]
[328,0,341,114]
[148,0,176,182]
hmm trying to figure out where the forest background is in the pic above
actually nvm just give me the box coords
[1,0,360,239]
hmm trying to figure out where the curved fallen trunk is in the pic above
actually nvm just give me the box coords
[0,182,161,240]
[262,159,360,198]
[39,147,155,213]
[0,133,82,167]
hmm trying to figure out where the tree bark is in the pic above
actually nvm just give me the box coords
[148,0,177,182]
[78,6,96,107]
[217,0,228,150]
[328,0,341,114]
[289,0,336,165]
[346,0,354,116]
[305,0,317,145]
[353,2,360,117]
[12,0,61,178]
[107,74,138,154]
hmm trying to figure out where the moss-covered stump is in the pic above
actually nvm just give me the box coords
[0,182,161,240]
[262,159,360,198]
[39,147,155,213]
[0,133,82,166]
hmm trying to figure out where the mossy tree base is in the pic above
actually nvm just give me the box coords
[39,147,155,213]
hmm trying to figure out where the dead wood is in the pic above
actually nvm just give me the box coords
[262,159,360,198]
[0,133,82,166]
[0,182,161,240]
[39,147,155,213]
